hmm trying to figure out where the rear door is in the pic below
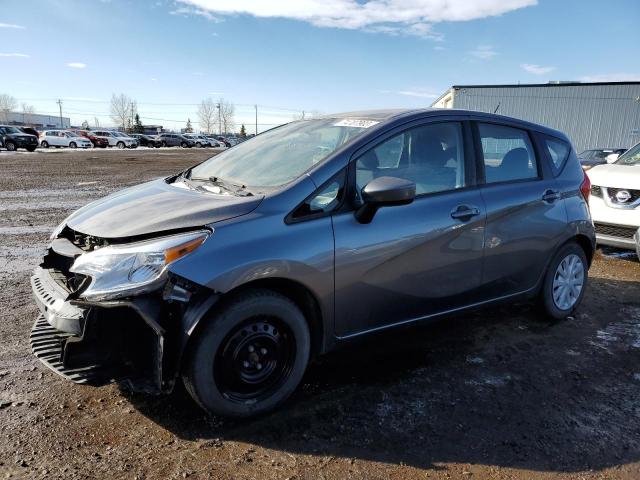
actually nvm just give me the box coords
[332,119,486,338]
[473,120,567,297]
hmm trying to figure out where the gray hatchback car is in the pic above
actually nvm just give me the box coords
[31,109,595,417]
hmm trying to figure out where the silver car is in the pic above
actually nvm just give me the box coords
[30,109,595,417]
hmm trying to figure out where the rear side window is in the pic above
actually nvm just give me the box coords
[542,135,570,174]
[478,123,538,184]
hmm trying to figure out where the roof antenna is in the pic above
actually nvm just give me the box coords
[493,102,501,113]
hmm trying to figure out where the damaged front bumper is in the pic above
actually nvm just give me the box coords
[30,264,216,394]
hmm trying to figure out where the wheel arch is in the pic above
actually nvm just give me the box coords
[181,277,325,370]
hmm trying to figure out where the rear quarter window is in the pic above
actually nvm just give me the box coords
[542,135,570,175]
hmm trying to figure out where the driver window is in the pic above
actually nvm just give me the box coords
[355,122,466,196]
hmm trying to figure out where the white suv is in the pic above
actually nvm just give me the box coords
[588,140,640,253]
[91,130,138,149]
[40,130,92,149]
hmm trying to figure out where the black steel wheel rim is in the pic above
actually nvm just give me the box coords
[214,317,295,403]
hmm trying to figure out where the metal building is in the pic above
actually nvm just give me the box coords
[431,82,640,152]
[3,111,71,129]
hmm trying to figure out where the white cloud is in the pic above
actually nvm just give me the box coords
[380,88,439,99]
[0,23,25,29]
[150,77,158,81]
[469,45,497,59]
[521,63,555,75]
[170,6,221,22]
[579,73,640,83]
[62,96,102,102]
[67,62,87,69]
[175,0,537,38]
[0,53,29,57]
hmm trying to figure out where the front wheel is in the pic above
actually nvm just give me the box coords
[5,141,16,152]
[539,242,588,320]
[180,142,188,148]
[69,141,77,149]
[40,141,49,148]
[116,141,125,149]
[26,146,36,152]
[183,289,310,418]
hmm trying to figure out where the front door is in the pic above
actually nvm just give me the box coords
[332,120,486,338]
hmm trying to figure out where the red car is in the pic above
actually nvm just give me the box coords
[77,130,109,148]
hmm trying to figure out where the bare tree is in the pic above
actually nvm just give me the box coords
[197,98,216,134]
[110,93,133,130]
[21,102,35,125]
[93,116,101,128]
[218,98,235,134]
[0,94,18,123]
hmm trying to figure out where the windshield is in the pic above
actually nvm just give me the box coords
[579,150,609,160]
[2,126,22,134]
[114,132,127,137]
[190,118,374,187]
[67,131,80,137]
[615,142,640,165]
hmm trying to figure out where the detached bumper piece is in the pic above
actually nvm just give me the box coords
[30,315,109,384]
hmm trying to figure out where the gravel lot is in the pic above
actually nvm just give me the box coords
[1,148,639,480]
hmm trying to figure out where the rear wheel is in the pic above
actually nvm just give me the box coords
[162,141,167,148]
[5,141,16,151]
[539,242,588,320]
[26,146,36,152]
[183,289,310,418]
[196,142,202,148]
[40,141,49,148]
[180,141,188,148]
[69,141,77,149]
[116,141,125,149]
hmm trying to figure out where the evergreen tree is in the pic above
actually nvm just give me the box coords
[185,118,194,133]
[133,114,144,134]
[240,124,246,137]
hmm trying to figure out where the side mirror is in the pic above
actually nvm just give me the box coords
[606,153,620,163]
[355,176,416,224]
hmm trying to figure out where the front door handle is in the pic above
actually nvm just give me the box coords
[542,189,561,202]
[451,205,481,220]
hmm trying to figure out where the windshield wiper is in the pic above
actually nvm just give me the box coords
[208,176,254,196]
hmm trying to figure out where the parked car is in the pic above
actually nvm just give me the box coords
[76,130,109,148]
[19,126,39,138]
[39,130,93,149]
[214,136,231,147]
[30,109,594,418]
[587,140,640,253]
[157,133,195,148]
[130,133,161,148]
[0,125,38,151]
[183,133,213,147]
[90,130,138,149]
[204,136,222,147]
[578,148,627,170]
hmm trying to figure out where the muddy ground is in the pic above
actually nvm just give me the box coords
[1,148,639,480]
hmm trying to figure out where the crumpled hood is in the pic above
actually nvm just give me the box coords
[67,178,263,239]
[587,163,640,189]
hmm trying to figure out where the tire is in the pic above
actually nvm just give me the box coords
[180,142,188,148]
[69,141,77,149]
[116,141,125,149]
[162,141,167,148]
[5,141,16,152]
[196,142,202,148]
[26,146,36,152]
[40,141,49,148]
[539,242,588,320]
[183,289,311,418]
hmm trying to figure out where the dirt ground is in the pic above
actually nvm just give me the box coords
[1,148,639,480]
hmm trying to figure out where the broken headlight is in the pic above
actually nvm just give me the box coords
[70,231,209,301]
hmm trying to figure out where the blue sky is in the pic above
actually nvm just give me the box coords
[1,0,639,132]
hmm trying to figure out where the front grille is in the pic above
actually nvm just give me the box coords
[594,222,638,239]
[606,187,640,205]
[30,315,105,384]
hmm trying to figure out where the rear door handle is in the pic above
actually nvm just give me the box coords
[542,189,561,202]
[451,205,481,220]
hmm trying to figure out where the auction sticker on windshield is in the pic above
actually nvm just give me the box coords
[333,119,379,128]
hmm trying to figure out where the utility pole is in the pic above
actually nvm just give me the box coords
[56,99,63,128]
[254,104,258,136]
[216,103,221,135]
[302,110,305,120]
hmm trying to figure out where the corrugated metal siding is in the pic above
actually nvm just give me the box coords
[450,84,640,152]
